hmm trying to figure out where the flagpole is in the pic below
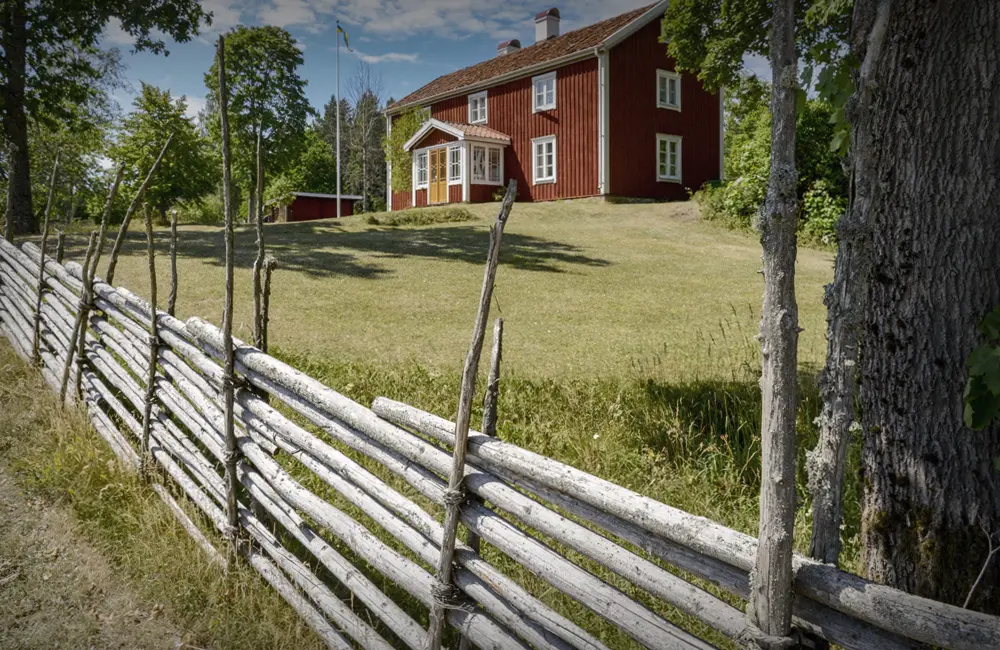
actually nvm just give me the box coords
[336,21,342,220]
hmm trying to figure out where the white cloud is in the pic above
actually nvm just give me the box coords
[351,49,419,64]
[202,0,246,34]
[183,95,206,119]
[103,19,135,47]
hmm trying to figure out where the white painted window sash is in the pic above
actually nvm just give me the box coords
[532,135,557,185]
[532,71,557,112]
[656,69,682,111]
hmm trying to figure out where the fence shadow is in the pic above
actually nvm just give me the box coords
[77,222,612,279]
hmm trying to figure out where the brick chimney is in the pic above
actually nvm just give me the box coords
[534,8,560,43]
[497,39,521,56]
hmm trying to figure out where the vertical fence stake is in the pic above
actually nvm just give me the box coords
[216,34,240,539]
[253,150,267,350]
[457,315,503,650]
[31,151,60,363]
[261,255,276,355]
[141,205,159,468]
[55,230,65,264]
[168,208,178,317]
[105,134,173,286]
[59,232,97,404]
[60,169,123,404]
[425,179,516,650]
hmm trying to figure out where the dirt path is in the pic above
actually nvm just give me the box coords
[0,466,184,650]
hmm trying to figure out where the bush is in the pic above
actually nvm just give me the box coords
[365,206,475,227]
[800,180,846,246]
[174,192,225,225]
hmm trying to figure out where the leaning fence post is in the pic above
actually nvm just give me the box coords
[216,34,240,538]
[141,204,159,467]
[105,134,173,286]
[31,151,60,363]
[55,230,65,264]
[260,255,276,354]
[168,208,178,317]
[425,179,516,649]
[59,232,97,404]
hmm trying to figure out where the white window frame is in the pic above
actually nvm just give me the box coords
[532,71,557,112]
[415,151,429,188]
[656,134,682,183]
[656,69,682,111]
[468,90,488,124]
[532,135,557,185]
[470,143,503,185]
[488,147,501,183]
[448,145,463,185]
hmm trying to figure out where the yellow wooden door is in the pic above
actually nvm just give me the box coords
[429,148,448,204]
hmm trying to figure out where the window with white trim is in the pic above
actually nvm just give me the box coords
[532,71,556,112]
[488,148,501,183]
[532,136,556,185]
[448,146,462,183]
[468,91,488,124]
[657,70,681,110]
[471,145,487,181]
[416,151,428,187]
[656,134,682,182]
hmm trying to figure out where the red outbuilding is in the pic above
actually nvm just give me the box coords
[384,1,723,210]
[272,192,363,222]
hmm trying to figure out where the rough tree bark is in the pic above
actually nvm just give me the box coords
[2,0,35,237]
[853,0,1000,613]
[750,0,799,640]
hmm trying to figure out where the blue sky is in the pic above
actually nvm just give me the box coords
[100,0,769,121]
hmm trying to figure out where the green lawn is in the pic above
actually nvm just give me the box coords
[76,200,833,382]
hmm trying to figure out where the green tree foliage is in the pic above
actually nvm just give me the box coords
[696,76,846,244]
[966,308,1000,431]
[383,107,424,193]
[203,25,311,218]
[320,95,351,179]
[264,127,336,207]
[110,83,217,221]
[1,0,209,233]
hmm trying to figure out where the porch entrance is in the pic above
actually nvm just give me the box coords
[429,147,448,204]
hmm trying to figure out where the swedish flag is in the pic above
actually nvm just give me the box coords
[337,23,351,51]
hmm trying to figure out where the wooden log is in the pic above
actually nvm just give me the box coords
[152,483,227,570]
[261,255,275,353]
[55,230,64,264]
[60,232,98,403]
[427,178,516,650]
[168,209,178,317]
[371,401,986,649]
[215,34,239,536]
[141,205,159,458]
[32,150,60,362]
[186,320,716,650]
[104,135,173,286]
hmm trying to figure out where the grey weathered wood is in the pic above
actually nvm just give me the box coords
[104,135,173,286]
[427,178,516,650]
[92,166,125,274]
[260,255,275,354]
[55,230,64,263]
[31,150,59,362]
[167,208,178,317]
[59,232,98,403]
[141,206,159,459]
[751,0,800,641]
[215,35,239,536]
[252,139,266,351]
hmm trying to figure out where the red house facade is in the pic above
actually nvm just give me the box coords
[384,2,722,211]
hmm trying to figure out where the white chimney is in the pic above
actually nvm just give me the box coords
[534,8,560,43]
[497,39,521,56]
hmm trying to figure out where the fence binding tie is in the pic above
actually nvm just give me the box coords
[442,485,465,507]
[430,578,466,610]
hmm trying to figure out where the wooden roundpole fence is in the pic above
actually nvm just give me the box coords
[261,255,276,354]
[216,34,240,537]
[55,230,65,264]
[425,179,516,650]
[58,232,97,403]
[168,208,178,317]
[105,134,173,286]
[31,151,60,362]
[141,205,159,463]
[253,146,267,350]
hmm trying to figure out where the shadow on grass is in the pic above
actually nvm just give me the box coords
[74,221,612,279]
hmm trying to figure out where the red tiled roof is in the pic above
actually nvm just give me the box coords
[443,121,511,142]
[388,4,654,111]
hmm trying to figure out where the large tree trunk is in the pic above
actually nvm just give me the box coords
[854,0,1000,613]
[2,0,35,237]
[749,0,799,638]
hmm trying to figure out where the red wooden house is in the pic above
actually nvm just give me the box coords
[271,192,363,222]
[384,2,723,211]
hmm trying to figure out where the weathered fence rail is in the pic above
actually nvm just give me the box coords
[1,233,998,650]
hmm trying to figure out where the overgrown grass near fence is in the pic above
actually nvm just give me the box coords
[0,341,327,650]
